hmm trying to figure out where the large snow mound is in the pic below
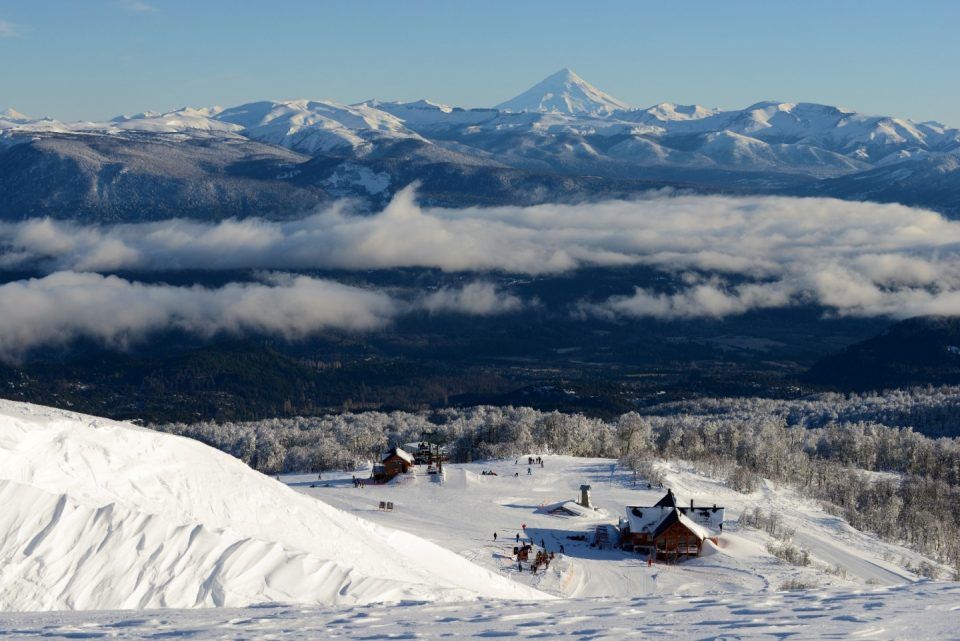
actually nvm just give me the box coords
[0,400,547,611]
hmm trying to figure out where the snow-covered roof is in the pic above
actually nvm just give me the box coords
[675,511,712,541]
[684,505,725,531]
[545,500,593,518]
[383,447,414,465]
[626,506,674,535]
[626,501,724,539]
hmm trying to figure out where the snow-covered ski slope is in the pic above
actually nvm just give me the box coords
[0,400,546,611]
[289,456,932,598]
[1,398,958,639]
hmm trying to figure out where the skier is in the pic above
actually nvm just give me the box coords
[494,532,498,541]
[516,533,520,543]
[527,467,532,475]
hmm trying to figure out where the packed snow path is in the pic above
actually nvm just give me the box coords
[4,582,958,640]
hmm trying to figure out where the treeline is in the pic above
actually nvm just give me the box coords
[154,391,960,575]
[154,406,619,475]
[649,386,960,438]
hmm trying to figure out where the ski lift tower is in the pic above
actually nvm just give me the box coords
[420,429,444,474]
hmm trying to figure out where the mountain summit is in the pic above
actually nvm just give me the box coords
[495,68,630,116]
[1,107,30,121]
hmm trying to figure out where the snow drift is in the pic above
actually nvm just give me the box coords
[0,400,547,611]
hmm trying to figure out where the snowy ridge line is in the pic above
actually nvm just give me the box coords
[0,478,386,610]
[5,69,959,175]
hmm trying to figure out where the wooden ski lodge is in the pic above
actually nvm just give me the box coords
[372,447,415,483]
[621,489,724,561]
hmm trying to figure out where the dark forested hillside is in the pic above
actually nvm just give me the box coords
[805,317,960,392]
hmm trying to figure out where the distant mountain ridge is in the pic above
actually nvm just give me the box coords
[3,69,960,221]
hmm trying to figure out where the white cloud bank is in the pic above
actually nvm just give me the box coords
[0,273,521,361]
[4,186,960,320]
[421,282,524,316]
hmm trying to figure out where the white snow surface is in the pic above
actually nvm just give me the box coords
[5,581,959,640]
[0,400,546,611]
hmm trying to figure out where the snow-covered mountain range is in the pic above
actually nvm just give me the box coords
[3,69,959,220]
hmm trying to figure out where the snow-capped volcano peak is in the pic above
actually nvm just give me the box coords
[1,107,30,121]
[495,68,630,116]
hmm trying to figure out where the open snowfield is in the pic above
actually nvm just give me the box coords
[1,399,959,640]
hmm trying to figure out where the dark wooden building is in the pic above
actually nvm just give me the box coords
[621,490,724,561]
[372,447,415,483]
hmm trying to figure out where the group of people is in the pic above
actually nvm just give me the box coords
[505,526,561,575]
[513,544,557,575]
[351,475,367,488]
[513,456,545,476]
[530,548,554,574]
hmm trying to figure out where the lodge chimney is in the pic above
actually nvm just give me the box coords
[579,484,592,509]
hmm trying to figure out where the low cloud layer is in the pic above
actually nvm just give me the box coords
[421,282,524,316]
[0,273,521,360]
[4,186,960,319]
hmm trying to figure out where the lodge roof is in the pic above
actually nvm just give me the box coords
[654,489,678,507]
[627,506,713,541]
[627,491,724,539]
[382,447,414,465]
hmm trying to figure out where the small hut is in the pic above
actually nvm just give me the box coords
[372,447,415,483]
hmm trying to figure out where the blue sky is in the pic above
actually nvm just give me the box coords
[2,0,959,125]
